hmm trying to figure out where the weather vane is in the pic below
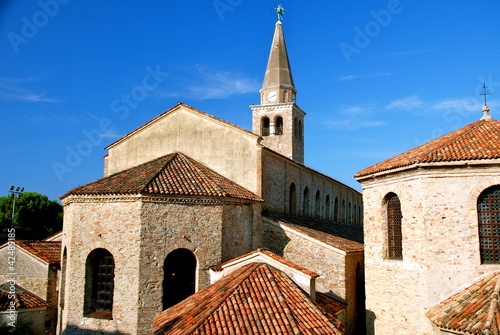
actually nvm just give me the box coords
[480,82,491,106]
[273,4,285,21]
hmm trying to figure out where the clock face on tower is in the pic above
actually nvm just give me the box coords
[267,90,278,102]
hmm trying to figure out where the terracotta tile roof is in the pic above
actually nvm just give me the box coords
[106,102,259,150]
[316,292,347,316]
[211,248,319,278]
[61,152,262,202]
[264,213,364,253]
[15,240,61,266]
[355,118,500,178]
[0,283,48,309]
[426,271,500,334]
[154,262,344,335]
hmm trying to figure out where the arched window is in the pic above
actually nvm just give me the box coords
[353,204,357,225]
[478,185,500,263]
[386,193,403,260]
[298,120,303,141]
[334,197,339,222]
[315,191,321,218]
[348,202,352,224]
[341,200,346,223]
[163,248,197,310]
[289,183,297,215]
[303,187,310,217]
[84,248,115,318]
[261,117,270,136]
[283,90,288,102]
[325,195,331,221]
[275,116,283,135]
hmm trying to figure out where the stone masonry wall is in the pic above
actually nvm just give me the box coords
[60,198,143,335]
[361,165,500,335]
[262,150,363,225]
[262,219,363,335]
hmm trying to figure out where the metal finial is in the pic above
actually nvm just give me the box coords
[480,82,491,106]
[272,4,285,21]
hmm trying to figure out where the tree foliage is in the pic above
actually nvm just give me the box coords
[0,192,62,241]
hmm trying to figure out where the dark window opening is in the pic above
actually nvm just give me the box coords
[84,248,115,319]
[163,248,196,310]
[262,117,270,136]
[303,187,310,217]
[289,183,297,215]
[275,116,283,135]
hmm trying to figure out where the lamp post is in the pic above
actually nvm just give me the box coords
[8,186,24,230]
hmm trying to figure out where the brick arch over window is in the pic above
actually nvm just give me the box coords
[478,185,500,264]
[163,248,197,310]
[385,193,403,260]
[261,117,270,136]
[275,116,283,135]
[84,248,115,319]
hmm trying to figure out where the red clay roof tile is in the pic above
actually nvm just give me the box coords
[426,271,500,334]
[61,152,262,202]
[153,263,344,335]
[0,283,48,309]
[355,119,500,178]
[15,240,61,266]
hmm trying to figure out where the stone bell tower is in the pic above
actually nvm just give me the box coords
[251,17,305,163]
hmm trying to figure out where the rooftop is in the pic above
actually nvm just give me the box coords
[13,240,61,266]
[61,152,262,202]
[426,271,500,334]
[355,118,500,179]
[154,262,343,335]
[0,283,47,309]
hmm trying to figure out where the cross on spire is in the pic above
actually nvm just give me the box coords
[480,82,491,106]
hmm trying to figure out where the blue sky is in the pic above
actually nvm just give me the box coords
[1,0,499,201]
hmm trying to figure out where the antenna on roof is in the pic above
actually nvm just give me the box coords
[480,82,491,106]
[480,82,492,120]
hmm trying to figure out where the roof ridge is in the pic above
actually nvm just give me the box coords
[158,263,261,335]
[143,153,178,193]
[176,153,227,197]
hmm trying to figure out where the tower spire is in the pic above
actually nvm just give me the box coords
[260,16,296,105]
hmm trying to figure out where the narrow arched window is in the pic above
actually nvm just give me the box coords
[303,187,310,217]
[341,200,346,223]
[315,191,321,218]
[60,247,67,309]
[275,116,283,135]
[348,202,352,224]
[163,248,197,310]
[386,193,403,260]
[84,248,115,319]
[325,195,331,221]
[262,117,270,136]
[334,197,339,222]
[289,183,297,215]
[478,185,500,263]
[294,117,298,138]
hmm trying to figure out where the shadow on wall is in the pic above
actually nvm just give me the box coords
[262,224,291,257]
[365,310,376,335]
[62,326,130,335]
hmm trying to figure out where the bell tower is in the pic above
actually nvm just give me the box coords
[251,16,305,163]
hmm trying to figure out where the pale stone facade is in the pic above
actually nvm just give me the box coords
[358,156,500,333]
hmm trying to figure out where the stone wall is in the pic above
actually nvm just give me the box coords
[262,149,363,225]
[361,165,500,335]
[60,194,260,335]
[262,219,363,335]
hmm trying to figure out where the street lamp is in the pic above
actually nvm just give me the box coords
[8,186,24,230]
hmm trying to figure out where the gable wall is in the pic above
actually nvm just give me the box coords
[105,107,261,194]
[361,164,500,335]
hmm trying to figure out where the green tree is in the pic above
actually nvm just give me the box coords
[0,192,62,241]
